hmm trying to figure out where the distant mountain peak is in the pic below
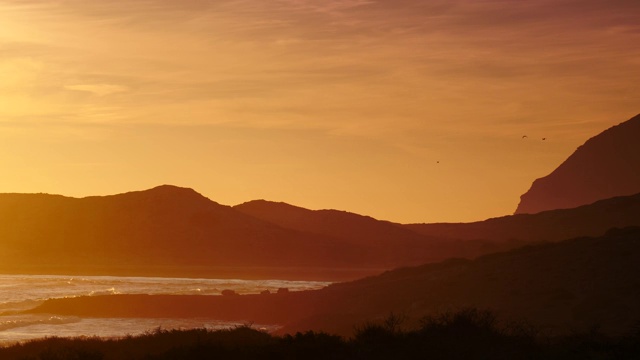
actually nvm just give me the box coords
[515,113,640,214]
[238,199,301,208]
[103,184,223,209]
[146,184,202,196]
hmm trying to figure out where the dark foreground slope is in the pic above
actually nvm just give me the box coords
[282,226,640,336]
[29,227,640,337]
[516,113,640,214]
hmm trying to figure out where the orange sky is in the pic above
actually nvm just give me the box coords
[1,0,639,223]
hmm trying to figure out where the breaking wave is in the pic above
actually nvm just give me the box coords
[0,315,80,332]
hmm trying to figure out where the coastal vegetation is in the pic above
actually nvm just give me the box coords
[2,310,640,359]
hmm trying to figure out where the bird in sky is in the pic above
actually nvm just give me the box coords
[522,135,528,139]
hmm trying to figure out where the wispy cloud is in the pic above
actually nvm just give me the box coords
[2,0,639,146]
[65,84,128,96]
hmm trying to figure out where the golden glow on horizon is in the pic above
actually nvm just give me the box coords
[1,0,639,222]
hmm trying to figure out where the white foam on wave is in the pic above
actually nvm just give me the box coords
[88,287,121,296]
[0,315,80,332]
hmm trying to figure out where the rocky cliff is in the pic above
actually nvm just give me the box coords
[515,113,640,214]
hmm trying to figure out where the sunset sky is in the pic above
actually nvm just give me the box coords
[1,0,638,223]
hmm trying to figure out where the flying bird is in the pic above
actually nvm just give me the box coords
[542,137,546,140]
[522,135,528,139]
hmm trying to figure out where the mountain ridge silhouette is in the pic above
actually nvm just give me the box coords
[1,184,639,280]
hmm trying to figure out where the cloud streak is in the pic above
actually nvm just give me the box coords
[65,84,128,96]
[1,0,638,137]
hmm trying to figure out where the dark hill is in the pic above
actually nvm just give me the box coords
[236,194,640,261]
[286,226,640,336]
[233,200,456,262]
[234,200,425,246]
[0,186,440,280]
[0,185,370,279]
[406,192,640,242]
[293,227,640,336]
[516,113,640,214]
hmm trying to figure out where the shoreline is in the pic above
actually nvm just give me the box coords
[24,293,318,330]
[0,266,384,283]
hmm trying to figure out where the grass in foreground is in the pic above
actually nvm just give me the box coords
[2,309,640,360]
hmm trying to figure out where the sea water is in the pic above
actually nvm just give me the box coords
[0,274,330,345]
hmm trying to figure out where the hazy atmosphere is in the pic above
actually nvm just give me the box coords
[1,0,639,222]
[2,2,640,358]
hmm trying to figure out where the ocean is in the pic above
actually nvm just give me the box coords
[0,274,330,345]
